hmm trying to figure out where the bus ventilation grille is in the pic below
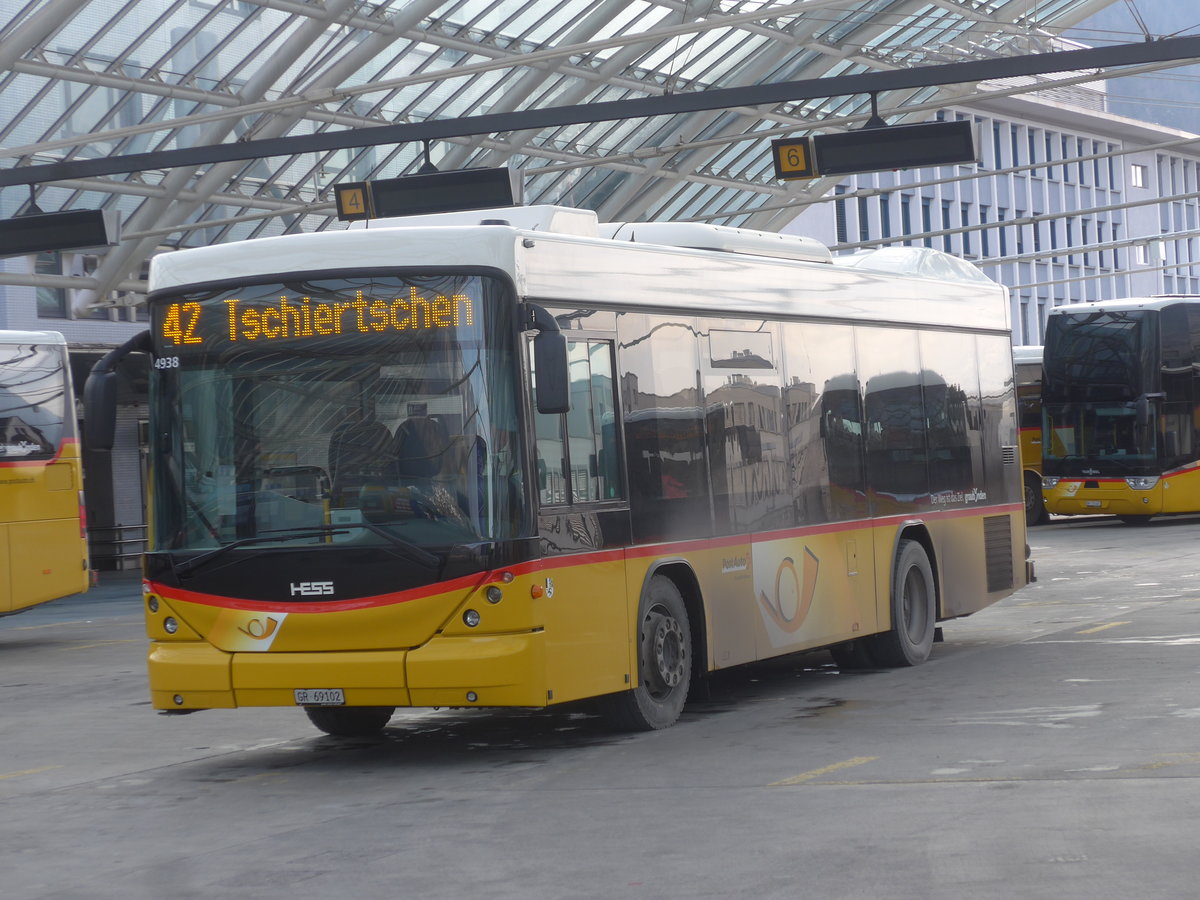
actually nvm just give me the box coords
[1001,445,1018,466]
[983,515,1014,593]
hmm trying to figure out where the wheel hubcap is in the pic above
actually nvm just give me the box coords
[643,610,686,695]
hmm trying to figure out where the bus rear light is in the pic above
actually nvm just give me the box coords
[78,491,87,537]
[1126,476,1159,490]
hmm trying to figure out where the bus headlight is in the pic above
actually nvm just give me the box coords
[1042,476,1060,488]
[1125,476,1159,490]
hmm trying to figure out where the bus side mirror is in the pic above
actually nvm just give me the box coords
[83,370,119,450]
[83,329,152,451]
[527,304,569,414]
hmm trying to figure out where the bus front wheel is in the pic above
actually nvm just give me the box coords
[606,575,692,731]
[869,540,936,667]
[305,706,395,737]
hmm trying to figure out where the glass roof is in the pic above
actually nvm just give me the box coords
[1,0,1117,306]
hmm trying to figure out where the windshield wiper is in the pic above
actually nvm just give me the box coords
[174,523,441,578]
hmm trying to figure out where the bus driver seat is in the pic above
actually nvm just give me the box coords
[391,416,470,523]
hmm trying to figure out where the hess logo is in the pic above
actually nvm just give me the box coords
[290,581,334,597]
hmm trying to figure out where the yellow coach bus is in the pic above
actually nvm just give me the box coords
[1042,295,1200,524]
[1,330,89,615]
[1013,345,1048,526]
[86,205,1031,735]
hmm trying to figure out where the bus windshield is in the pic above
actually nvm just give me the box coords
[149,273,526,553]
[1042,400,1157,474]
[1041,308,1158,476]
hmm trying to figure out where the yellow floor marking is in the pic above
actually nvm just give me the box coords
[770,756,878,786]
[63,639,140,651]
[0,765,63,780]
[1076,621,1132,635]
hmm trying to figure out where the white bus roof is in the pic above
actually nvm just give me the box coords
[149,206,1010,332]
[1049,295,1200,315]
[0,329,68,345]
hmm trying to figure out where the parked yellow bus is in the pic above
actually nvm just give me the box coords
[87,205,1031,735]
[1042,295,1200,523]
[1,330,89,615]
[1013,345,1048,526]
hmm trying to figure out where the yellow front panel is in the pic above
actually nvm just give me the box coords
[1044,479,1163,517]
[157,590,468,653]
[148,641,235,709]
[1161,467,1200,514]
[538,556,630,703]
[407,632,546,707]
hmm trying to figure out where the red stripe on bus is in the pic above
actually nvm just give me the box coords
[147,501,1021,612]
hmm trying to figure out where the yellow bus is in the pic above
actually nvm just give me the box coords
[1042,295,1200,524]
[1,330,89,615]
[87,205,1031,735]
[1013,345,1048,526]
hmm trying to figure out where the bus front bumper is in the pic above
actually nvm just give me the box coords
[1043,480,1162,517]
[148,631,548,711]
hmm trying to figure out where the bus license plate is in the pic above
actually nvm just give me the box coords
[294,688,344,706]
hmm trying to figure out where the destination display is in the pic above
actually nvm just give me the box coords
[155,284,477,350]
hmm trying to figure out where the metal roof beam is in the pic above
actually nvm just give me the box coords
[7,35,1199,189]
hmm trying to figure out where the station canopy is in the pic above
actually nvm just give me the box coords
[1,0,1123,306]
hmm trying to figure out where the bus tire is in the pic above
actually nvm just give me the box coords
[869,539,936,667]
[605,575,692,731]
[1024,472,1048,526]
[830,639,878,670]
[305,706,394,737]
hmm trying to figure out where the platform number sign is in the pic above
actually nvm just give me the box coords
[334,182,373,221]
[771,137,817,181]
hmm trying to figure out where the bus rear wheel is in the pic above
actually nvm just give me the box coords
[605,575,692,731]
[305,706,395,737]
[869,540,936,667]
[1024,472,1048,526]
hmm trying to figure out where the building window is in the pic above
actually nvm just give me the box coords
[1131,164,1148,188]
[35,252,67,318]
